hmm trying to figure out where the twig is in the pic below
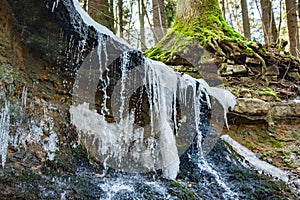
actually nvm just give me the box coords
[281,61,291,81]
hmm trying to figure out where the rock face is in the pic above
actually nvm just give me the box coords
[0,0,212,180]
[232,98,300,125]
[1,0,138,175]
[0,0,81,173]
[225,97,300,180]
[234,98,270,116]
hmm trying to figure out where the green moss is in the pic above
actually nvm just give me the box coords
[259,88,281,101]
[269,138,283,148]
[169,181,197,200]
[145,0,245,63]
[240,88,251,93]
[245,47,254,53]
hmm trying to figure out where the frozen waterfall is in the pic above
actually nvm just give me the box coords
[69,0,236,180]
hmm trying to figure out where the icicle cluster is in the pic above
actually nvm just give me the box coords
[0,97,60,167]
[70,0,236,180]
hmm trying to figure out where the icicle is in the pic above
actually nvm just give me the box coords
[21,86,27,106]
[209,87,236,129]
[43,132,59,161]
[0,102,10,167]
[51,1,56,13]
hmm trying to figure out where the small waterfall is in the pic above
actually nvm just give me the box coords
[69,0,237,181]
[70,51,207,179]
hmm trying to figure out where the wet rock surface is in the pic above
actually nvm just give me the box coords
[0,141,299,199]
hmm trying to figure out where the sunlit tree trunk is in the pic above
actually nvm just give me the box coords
[285,0,299,56]
[176,0,225,27]
[138,0,146,50]
[260,0,278,45]
[109,0,114,31]
[152,0,166,43]
[220,0,226,20]
[241,0,251,39]
[117,0,123,38]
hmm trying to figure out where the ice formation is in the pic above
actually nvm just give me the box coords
[70,57,206,179]
[209,87,236,129]
[0,99,60,167]
[0,103,10,167]
[69,0,235,180]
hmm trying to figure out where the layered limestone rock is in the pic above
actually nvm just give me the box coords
[231,98,300,125]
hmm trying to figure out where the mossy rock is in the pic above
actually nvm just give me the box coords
[259,87,281,102]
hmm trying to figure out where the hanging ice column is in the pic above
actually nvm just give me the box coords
[0,102,10,167]
[69,0,236,179]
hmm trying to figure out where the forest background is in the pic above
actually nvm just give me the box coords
[79,0,299,57]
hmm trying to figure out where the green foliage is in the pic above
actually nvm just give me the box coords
[164,0,176,28]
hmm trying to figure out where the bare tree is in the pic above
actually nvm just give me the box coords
[285,0,299,56]
[260,0,278,45]
[152,0,166,43]
[118,0,123,37]
[298,0,300,20]
[241,0,251,38]
[88,0,115,32]
[138,0,147,50]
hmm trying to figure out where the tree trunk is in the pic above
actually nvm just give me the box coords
[152,0,166,43]
[138,0,146,51]
[118,0,123,38]
[260,0,278,45]
[285,0,299,57]
[221,0,226,21]
[299,0,300,20]
[109,0,114,32]
[146,0,300,87]
[88,0,114,33]
[83,0,88,11]
[175,0,234,32]
[241,0,251,39]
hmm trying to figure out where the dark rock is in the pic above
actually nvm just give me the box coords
[265,64,279,76]
[233,53,246,64]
